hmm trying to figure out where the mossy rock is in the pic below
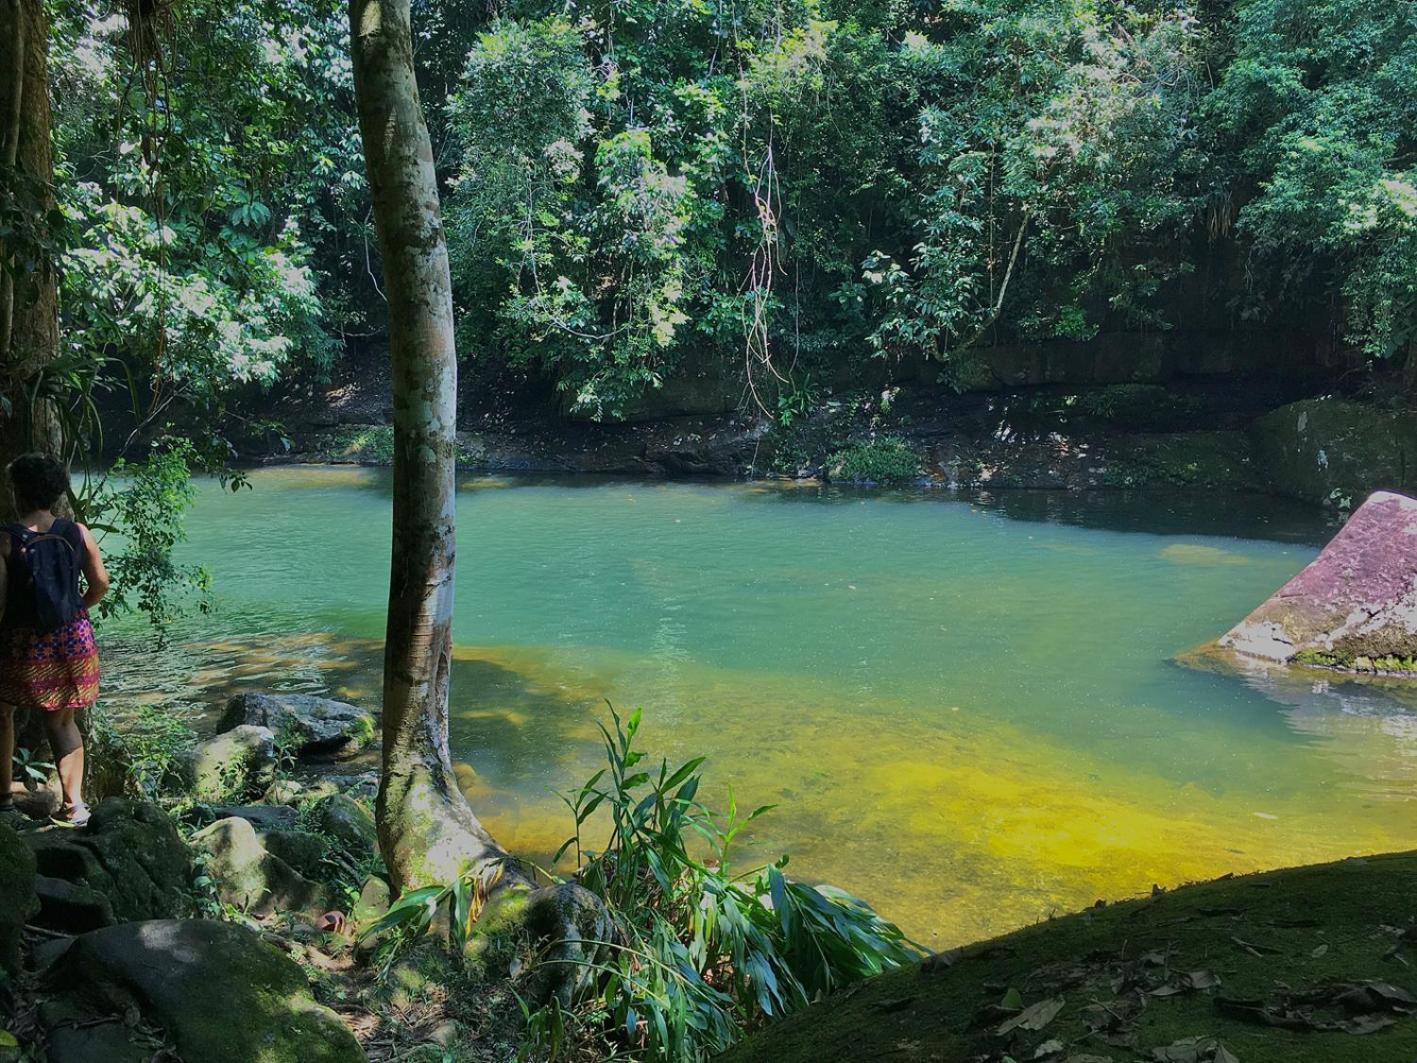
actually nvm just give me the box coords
[24,799,193,924]
[0,819,38,975]
[311,793,377,856]
[181,725,277,801]
[1251,398,1417,507]
[1099,430,1256,489]
[222,692,376,760]
[262,829,333,880]
[44,918,364,1061]
[192,816,329,918]
[724,851,1417,1063]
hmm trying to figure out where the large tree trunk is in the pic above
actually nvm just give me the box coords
[0,0,61,512]
[350,3,607,1002]
[349,0,512,892]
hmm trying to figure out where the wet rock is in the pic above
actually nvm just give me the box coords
[0,819,38,974]
[191,816,328,917]
[312,792,377,855]
[221,692,376,760]
[182,725,277,800]
[42,919,364,1062]
[23,799,192,924]
[1220,490,1417,669]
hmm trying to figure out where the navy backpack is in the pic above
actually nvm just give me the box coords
[5,520,85,632]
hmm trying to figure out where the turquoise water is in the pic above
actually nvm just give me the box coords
[106,468,1417,946]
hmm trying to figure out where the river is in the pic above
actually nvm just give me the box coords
[102,468,1417,947]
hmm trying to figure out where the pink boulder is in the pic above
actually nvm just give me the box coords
[1220,490,1417,670]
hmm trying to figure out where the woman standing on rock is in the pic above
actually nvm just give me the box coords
[0,454,109,827]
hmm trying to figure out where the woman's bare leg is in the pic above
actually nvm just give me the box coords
[0,704,13,808]
[44,708,85,813]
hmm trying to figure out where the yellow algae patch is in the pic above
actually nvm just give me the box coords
[1160,543,1250,566]
[237,465,384,491]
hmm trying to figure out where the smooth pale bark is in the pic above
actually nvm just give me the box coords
[0,0,61,507]
[350,5,607,1001]
[349,0,515,892]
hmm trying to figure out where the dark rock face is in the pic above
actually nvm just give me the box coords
[1250,398,1417,507]
[1220,490,1417,669]
[42,919,364,1062]
[0,819,39,974]
[204,802,301,832]
[221,692,376,760]
[23,799,193,932]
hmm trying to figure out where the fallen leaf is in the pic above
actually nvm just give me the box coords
[1151,970,1220,997]
[1000,987,1025,1010]
[922,947,961,973]
[1310,944,1328,959]
[1213,1046,1240,1063]
[1033,1038,1065,1059]
[1151,1036,1214,1062]
[1187,970,1221,990]
[1230,936,1280,956]
[1339,1014,1396,1035]
[998,996,1065,1035]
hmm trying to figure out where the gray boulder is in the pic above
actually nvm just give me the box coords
[42,919,364,1062]
[0,819,38,974]
[221,692,376,760]
[191,816,328,917]
[182,724,277,800]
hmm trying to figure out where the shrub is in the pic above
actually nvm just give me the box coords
[827,437,920,484]
[86,702,197,800]
[365,707,923,1061]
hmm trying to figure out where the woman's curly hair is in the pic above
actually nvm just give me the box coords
[7,453,71,514]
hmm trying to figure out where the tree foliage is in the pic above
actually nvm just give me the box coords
[41,0,1417,424]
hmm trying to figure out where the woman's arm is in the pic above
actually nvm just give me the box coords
[77,524,110,609]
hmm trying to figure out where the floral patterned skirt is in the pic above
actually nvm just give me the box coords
[0,612,100,711]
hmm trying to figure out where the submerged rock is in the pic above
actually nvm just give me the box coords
[41,919,364,1062]
[1219,490,1417,671]
[221,692,376,760]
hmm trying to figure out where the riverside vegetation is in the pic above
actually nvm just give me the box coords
[3,0,1417,1061]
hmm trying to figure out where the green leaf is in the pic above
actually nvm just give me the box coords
[663,756,706,792]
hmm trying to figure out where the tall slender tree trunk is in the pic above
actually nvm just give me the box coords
[350,4,606,1001]
[349,0,512,891]
[0,0,61,512]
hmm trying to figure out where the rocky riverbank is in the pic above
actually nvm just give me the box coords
[247,350,1416,508]
[0,691,527,1062]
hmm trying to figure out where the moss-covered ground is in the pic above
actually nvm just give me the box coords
[723,851,1417,1062]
